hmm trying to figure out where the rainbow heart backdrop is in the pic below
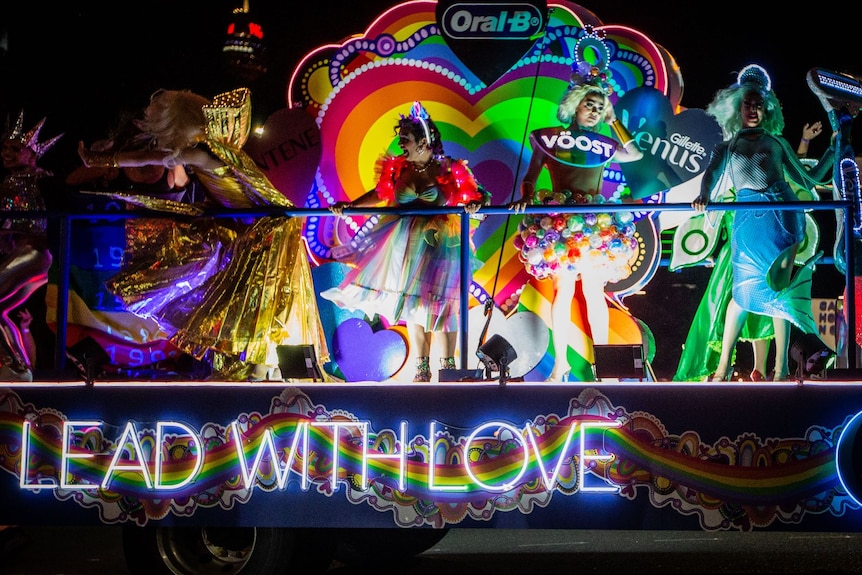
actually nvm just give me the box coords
[288,1,684,380]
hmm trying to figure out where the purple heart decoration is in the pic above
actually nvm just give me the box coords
[615,87,722,200]
[435,0,548,87]
[244,107,321,206]
[332,318,407,381]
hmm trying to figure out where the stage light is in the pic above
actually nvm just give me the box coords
[476,334,517,387]
[790,333,836,380]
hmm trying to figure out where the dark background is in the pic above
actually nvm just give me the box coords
[0,0,857,378]
[0,0,855,175]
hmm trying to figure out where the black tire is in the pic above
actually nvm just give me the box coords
[122,526,332,575]
[332,528,449,568]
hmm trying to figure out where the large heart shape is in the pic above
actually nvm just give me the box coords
[434,0,548,87]
[616,86,722,200]
[244,107,321,207]
[331,318,407,382]
[291,2,689,379]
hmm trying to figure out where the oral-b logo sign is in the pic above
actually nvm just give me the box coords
[441,3,544,40]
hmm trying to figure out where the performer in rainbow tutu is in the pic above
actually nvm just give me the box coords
[508,29,643,381]
[323,102,489,382]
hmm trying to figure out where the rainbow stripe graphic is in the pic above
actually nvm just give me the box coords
[0,388,856,530]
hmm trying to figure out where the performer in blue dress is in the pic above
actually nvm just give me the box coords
[692,64,833,381]
[673,122,825,382]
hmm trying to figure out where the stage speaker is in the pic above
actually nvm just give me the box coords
[593,345,646,380]
[476,334,518,385]
[790,333,835,379]
[276,345,323,381]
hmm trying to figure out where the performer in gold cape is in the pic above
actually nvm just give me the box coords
[79,88,328,381]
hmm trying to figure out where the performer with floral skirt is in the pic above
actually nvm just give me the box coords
[508,28,643,381]
[322,102,489,382]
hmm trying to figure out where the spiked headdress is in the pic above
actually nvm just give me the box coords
[3,111,64,158]
[203,88,252,149]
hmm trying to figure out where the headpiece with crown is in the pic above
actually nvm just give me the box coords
[400,101,434,145]
[570,25,612,93]
[733,64,772,93]
[3,110,63,158]
[203,88,252,149]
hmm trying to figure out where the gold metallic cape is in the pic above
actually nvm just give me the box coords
[101,89,328,379]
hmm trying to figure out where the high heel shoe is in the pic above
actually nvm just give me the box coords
[770,369,793,382]
[750,370,767,382]
[413,357,431,382]
[0,363,32,382]
[708,367,733,382]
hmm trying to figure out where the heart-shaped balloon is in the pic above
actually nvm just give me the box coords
[615,87,722,200]
[244,107,321,206]
[434,0,548,87]
[331,318,408,381]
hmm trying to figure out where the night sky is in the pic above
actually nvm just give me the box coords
[1,0,855,175]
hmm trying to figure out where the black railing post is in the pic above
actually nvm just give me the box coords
[460,213,471,369]
[54,212,71,372]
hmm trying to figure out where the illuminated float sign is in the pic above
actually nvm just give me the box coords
[434,0,547,86]
[5,384,862,530]
[534,127,616,166]
[634,131,708,174]
[440,2,545,39]
[16,417,621,496]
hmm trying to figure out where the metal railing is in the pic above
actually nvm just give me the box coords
[37,197,857,377]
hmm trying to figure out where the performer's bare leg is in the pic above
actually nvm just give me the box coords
[0,242,51,376]
[769,246,797,380]
[411,324,433,357]
[772,317,791,380]
[550,274,577,380]
[411,324,433,382]
[438,330,457,371]
[752,338,769,379]
[581,273,610,346]
[441,330,457,358]
[714,299,748,380]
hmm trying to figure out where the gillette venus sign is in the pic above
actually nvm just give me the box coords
[439,2,545,39]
